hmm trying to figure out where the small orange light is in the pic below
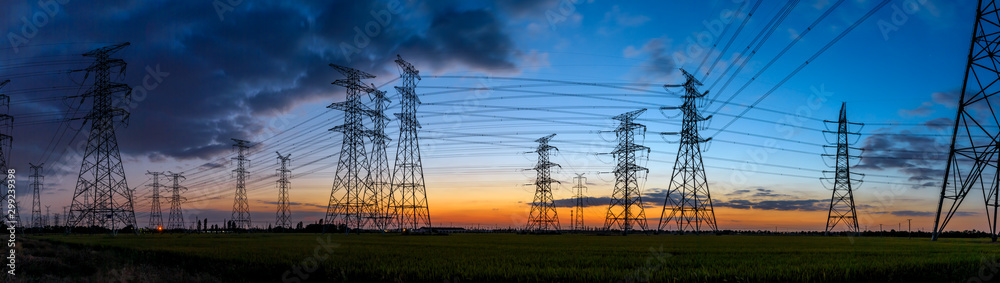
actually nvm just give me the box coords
[157,226,162,231]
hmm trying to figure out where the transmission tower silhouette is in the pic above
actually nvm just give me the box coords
[525,134,561,231]
[659,69,717,234]
[604,109,649,234]
[822,103,863,235]
[166,172,186,230]
[231,139,252,230]
[0,80,16,229]
[933,0,1000,241]
[325,64,381,232]
[275,152,292,229]
[390,55,432,232]
[147,171,164,230]
[571,173,587,230]
[30,163,42,230]
[368,86,393,231]
[67,42,137,233]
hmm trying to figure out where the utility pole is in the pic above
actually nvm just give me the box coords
[147,171,164,230]
[29,163,42,231]
[67,43,137,234]
[933,0,1000,242]
[908,219,912,239]
[822,103,863,236]
[275,152,292,229]
[389,55,432,232]
[44,206,50,227]
[231,139,252,230]
[166,172,186,230]
[572,173,587,231]
[604,109,649,235]
[659,69,717,234]
[525,134,560,232]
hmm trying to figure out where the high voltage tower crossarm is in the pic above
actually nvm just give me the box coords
[147,171,164,230]
[67,42,137,234]
[231,139,252,230]
[525,134,561,231]
[0,80,15,230]
[659,69,717,234]
[166,172,186,230]
[933,0,1000,241]
[325,64,381,232]
[822,103,863,236]
[572,173,587,230]
[390,55,432,232]
[604,109,649,234]
[275,152,292,229]
[29,163,42,230]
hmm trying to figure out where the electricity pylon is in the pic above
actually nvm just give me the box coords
[231,139,252,230]
[367,86,393,231]
[325,64,381,232]
[822,103,863,235]
[572,173,587,230]
[933,0,1000,241]
[147,171,164,230]
[604,109,649,234]
[275,152,292,229]
[67,42,138,233]
[525,134,561,231]
[0,80,16,229]
[659,69,718,234]
[29,163,42,230]
[166,172,186,230]
[390,55,432,232]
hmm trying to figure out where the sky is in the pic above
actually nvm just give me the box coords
[0,0,988,232]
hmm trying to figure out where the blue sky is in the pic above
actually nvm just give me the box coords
[0,0,986,231]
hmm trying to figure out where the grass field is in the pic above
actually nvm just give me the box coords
[14,233,1000,282]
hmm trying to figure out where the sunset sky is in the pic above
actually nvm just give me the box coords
[0,0,986,232]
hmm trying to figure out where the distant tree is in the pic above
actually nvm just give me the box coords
[296,221,303,230]
[197,220,202,231]
[203,219,208,231]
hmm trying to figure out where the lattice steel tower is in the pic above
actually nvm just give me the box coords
[30,163,42,230]
[367,87,393,231]
[933,0,1000,241]
[275,152,292,229]
[525,134,561,231]
[659,69,717,234]
[571,173,587,230]
[231,139,252,230]
[325,64,381,231]
[390,55,432,231]
[604,109,649,234]
[166,172,186,230]
[67,42,137,232]
[147,171,164,229]
[0,80,16,229]
[822,103,863,235]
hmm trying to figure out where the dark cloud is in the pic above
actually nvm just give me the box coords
[494,0,561,17]
[856,129,949,183]
[4,0,531,175]
[879,210,976,217]
[255,200,326,209]
[714,199,827,211]
[622,37,676,82]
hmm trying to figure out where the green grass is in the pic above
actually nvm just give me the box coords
[23,233,1000,282]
